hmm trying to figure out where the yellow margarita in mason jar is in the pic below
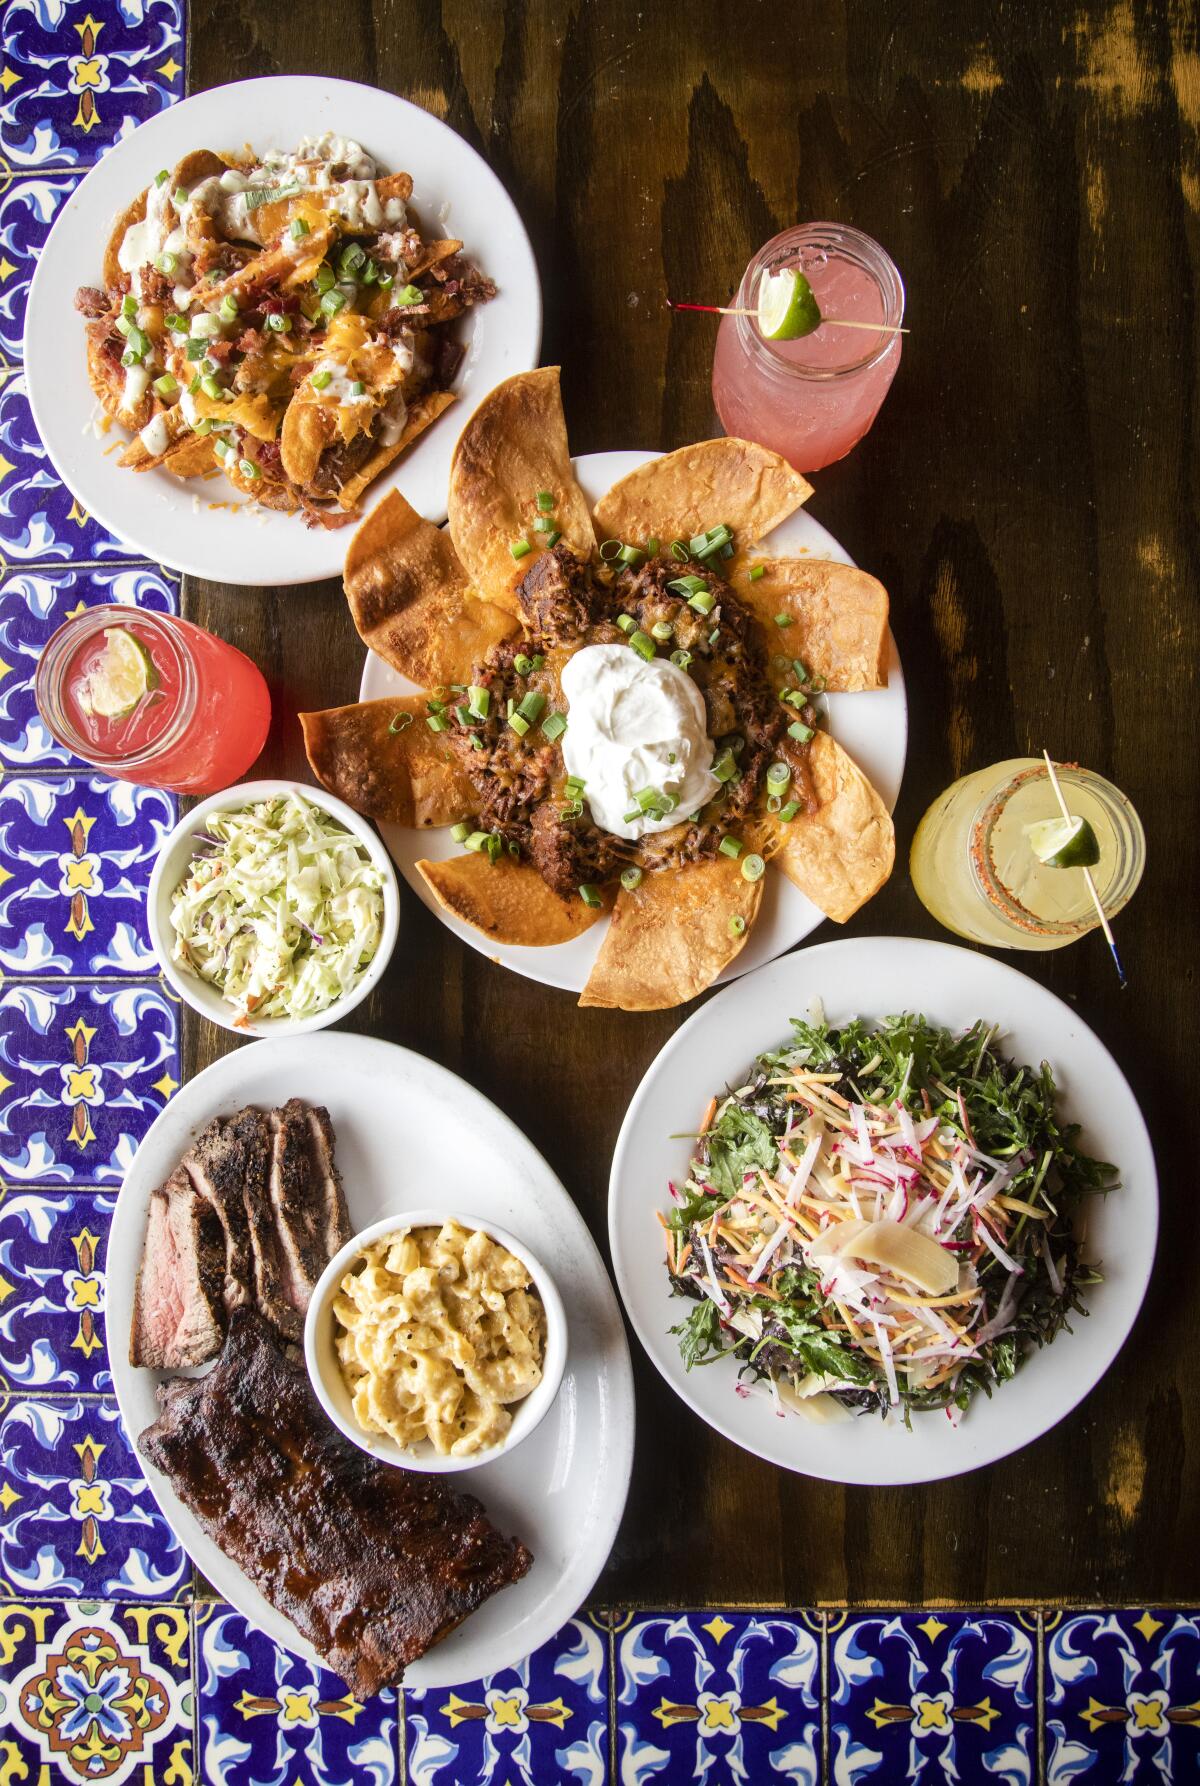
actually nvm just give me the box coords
[910,758,1145,950]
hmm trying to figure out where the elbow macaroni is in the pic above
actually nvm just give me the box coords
[333,1220,546,1456]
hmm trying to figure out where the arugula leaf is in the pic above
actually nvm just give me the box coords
[703,1103,778,1199]
[669,1298,726,1369]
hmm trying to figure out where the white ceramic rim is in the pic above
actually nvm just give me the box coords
[146,777,400,1036]
[24,74,543,583]
[304,1207,567,1475]
[361,448,909,995]
[608,935,1159,1485]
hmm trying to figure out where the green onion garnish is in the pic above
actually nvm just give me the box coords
[718,836,743,859]
[635,788,659,813]
[510,538,531,559]
[465,830,490,853]
[152,373,178,397]
[561,799,584,820]
[667,574,708,597]
[200,374,223,400]
[621,866,643,892]
[645,537,660,556]
[120,348,142,368]
[174,187,187,207]
[536,490,555,511]
[788,721,815,743]
[728,913,746,936]
[339,242,367,275]
[450,821,472,842]
[121,294,138,319]
[508,712,530,737]
[265,312,292,333]
[618,544,645,566]
[711,750,738,784]
[320,289,347,317]
[350,379,366,396]
[513,653,533,675]
[531,655,545,670]
[314,264,336,294]
[688,589,716,616]
[670,649,693,670]
[155,169,170,187]
[670,540,689,561]
[773,612,793,628]
[629,630,656,661]
[311,370,333,391]
[792,659,810,683]
[389,712,414,734]
[165,311,188,333]
[766,794,782,813]
[623,808,641,825]
[184,337,207,361]
[766,761,791,790]
[779,800,801,821]
[157,251,178,276]
[192,418,213,435]
[541,712,567,742]
[377,271,395,289]
[651,621,674,641]
[427,713,450,733]
[290,218,310,240]
[395,283,424,305]
[741,853,765,882]
[239,458,260,479]
[467,685,490,719]
[688,532,709,556]
[616,614,636,634]
[544,529,561,548]
[533,515,555,532]
[749,564,765,581]
[599,539,623,562]
[565,774,586,797]
[219,294,239,322]
[579,884,602,908]
[517,690,546,723]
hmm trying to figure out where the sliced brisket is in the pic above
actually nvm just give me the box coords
[266,1099,350,1313]
[129,1168,226,1369]
[139,1309,533,1694]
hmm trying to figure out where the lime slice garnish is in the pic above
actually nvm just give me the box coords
[757,267,822,341]
[79,627,158,719]
[1024,815,1101,869]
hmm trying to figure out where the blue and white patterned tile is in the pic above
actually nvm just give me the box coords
[0,1395,187,1599]
[829,1609,1036,1785]
[0,1597,192,1783]
[0,172,80,361]
[616,1610,819,1785]
[0,1189,114,1394]
[0,371,137,565]
[196,1601,398,1785]
[1,0,184,170]
[1045,1609,1200,1784]
[0,979,180,1185]
[0,562,179,769]
[404,1613,607,1785]
[0,776,176,976]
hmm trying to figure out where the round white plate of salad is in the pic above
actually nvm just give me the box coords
[25,75,541,584]
[360,449,907,996]
[608,936,1157,1485]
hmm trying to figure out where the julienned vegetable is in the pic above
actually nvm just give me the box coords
[662,1012,1118,1425]
[170,792,385,1023]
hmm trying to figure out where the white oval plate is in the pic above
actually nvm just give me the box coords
[25,75,541,585]
[609,936,1157,1485]
[360,450,908,995]
[110,1031,633,1686]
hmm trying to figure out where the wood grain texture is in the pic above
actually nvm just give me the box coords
[185,0,1199,1607]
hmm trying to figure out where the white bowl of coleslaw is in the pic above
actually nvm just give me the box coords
[305,1209,567,1474]
[147,778,400,1037]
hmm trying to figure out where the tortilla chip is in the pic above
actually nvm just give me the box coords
[579,858,762,1012]
[733,558,889,692]
[447,367,597,614]
[300,696,476,828]
[375,171,414,205]
[162,432,218,478]
[593,439,813,551]
[199,223,336,305]
[103,193,146,291]
[336,388,458,509]
[344,489,517,687]
[280,400,336,487]
[172,149,227,188]
[116,409,213,475]
[402,238,462,279]
[417,854,607,946]
[767,729,894,922]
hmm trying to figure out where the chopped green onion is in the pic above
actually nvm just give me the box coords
[792,659,810,683]
[174,188,187,208]
[810,673,827,692]
[517,690,546,722]
[152,373,178,397]
[350,379,365,396]
[618,544,645,566]
[565,774,586,797]
[213,438,232,461]
[741,853,765,882]
[708,626,720,645]
[670,540,690,561]
[427,698,446,715]
[265,312,292,333]
[767,794,783,814]
[513,653,533,675]
[508,712,530,736]
[218,294,239,322]
[454,704,475,728]
[544,529,561,548]
[290,217,311,240]
[469,735,485,751]
[667,574,708,597]
[395,283,424,305]
[781,689,808,710]
[427,713,450,733]
[157,251,178,275]
[766,761,791,790]
[541,712,567,742]
[749,564,765,581]
[319,289,347,317]
[651,620,674,641]
[688,589,716,616]
[464,830,491,853]
[670,649,693,670]
[645,537,660,555]
[623,808,641,825]
[531,654,545,670]
[718,836,743,859]
[779,800,801,822]
[467,684,490,719]
[629,630,656,661]
[124,323,150,356]
[711,750,738,784]
[311,369,333,391]
[621,866,643,892]
[200,374,223,400]
[601,538,626,561]
[728,913,746,936]
[120,348,142,368]
[536,490,555,511]
[238,457,260,480]
[616,614,637,634]
[510,537,531,560]
[200,357,219,375]
[376,271,395,290]
[533,514,556,532]
[155,168,170,187]
[688,532,709,556]
[389,712,414,734]
[121,294,138,319]
[314,264,336,294]
[636,788,659,813]
[450,820,471,842]
[774,612,793,628]
[561,799,584,820]
[507,840,520,857]
[339,242,367,275]
[185,337,208,360]
[165,311,188,333]
[192,418,214,436]
[720,540,735,559]
[579,884,602,908]
[361,260,379,285]
[788,721,815,744]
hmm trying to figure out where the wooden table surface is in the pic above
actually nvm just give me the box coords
[185,1,1195,1609]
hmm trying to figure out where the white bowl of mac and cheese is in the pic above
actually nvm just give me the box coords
[304,1209,567,1473]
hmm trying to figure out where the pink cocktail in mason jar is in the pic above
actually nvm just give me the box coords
[712,223,904,472]
[36,607,271,794]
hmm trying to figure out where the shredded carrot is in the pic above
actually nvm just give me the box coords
[699,1095,718,1136]
[676,1241,692,1274]
[887,1288,979,1310]
[724,1266,780,1300]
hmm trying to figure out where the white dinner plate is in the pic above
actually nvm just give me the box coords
[360,450,908,995]
[110,1032,634,1686]
[608,936,1157,1485]
[25,76,541,584]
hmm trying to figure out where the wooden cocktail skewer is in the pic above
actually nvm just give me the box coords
[1042,750,1127,988]
[668,299,908,335]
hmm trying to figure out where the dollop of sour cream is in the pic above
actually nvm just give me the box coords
[560,643,719,841]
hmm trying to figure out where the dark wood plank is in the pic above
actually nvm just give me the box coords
[185,0,1199,1608]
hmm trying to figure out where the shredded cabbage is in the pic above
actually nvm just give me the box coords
[170,792,385,1022]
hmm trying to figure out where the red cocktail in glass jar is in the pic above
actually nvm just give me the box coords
[36,607,270,794]
[712,223,904,472]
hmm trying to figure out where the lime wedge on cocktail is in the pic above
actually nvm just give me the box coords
[757,267,822,340]
[1024,814,1101,869]
[79,627,158,718]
